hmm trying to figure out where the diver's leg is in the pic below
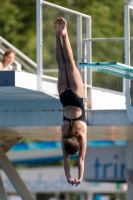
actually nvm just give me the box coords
[60,17,84,98]
[54,18,69,95]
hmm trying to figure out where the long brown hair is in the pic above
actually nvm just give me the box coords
[64,120,80,155]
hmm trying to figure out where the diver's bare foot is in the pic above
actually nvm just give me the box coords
[60,17,67,37]
[54,18,61,36]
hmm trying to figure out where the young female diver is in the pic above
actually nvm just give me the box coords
[54,17,87,186]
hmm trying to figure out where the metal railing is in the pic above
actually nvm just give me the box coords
[0,35,59,97]
[83,37,126,93]
[37,0,92,106]
[0,36,37,73]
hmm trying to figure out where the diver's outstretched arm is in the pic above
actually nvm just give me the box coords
[62,134,77,185]
[76,131,87,186]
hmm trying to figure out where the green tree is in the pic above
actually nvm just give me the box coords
[0,0,36,60]
[0,0,130,61]
[48,0,129,37]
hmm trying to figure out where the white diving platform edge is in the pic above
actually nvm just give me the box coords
[79,62,133,80]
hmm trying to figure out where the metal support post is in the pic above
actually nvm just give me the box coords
[126,141,133,200]
[124,5,130,107]
[36,0,42,91]
[0,146,34,200]
[87,191,93,200]
[0,173,8,200]
[85,17,92,109]
[86,17,92,85]
[77,15,82,74]
[84,39,87,109]
[124,5,133,122]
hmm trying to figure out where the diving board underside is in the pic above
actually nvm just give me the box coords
[79,62,133,80]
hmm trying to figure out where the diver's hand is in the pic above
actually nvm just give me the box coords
[67,178,81,186]
[67,178,76,185]
[74,178,81,186]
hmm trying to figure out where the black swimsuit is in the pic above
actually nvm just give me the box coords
[60,88,86,122]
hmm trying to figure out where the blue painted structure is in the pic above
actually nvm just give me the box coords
[79,62,133,80]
